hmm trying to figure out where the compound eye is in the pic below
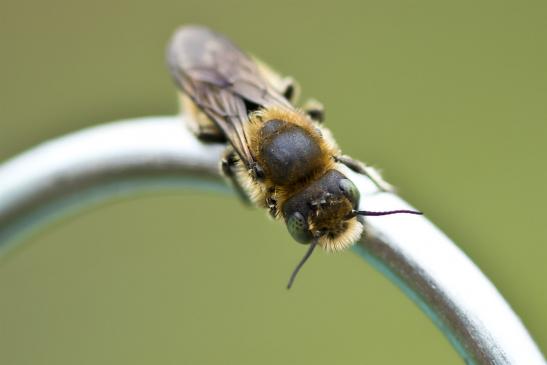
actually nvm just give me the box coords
[286,212,313,244]
[339,178,360,208]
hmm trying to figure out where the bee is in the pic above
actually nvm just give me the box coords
[167,25,421,288]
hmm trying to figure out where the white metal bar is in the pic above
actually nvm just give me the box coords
[0,116,543,364]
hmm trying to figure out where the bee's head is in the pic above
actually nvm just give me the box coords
[282,170,362,251]
[282,169,423,289]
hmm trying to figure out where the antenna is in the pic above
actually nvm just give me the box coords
[287,239,318,289]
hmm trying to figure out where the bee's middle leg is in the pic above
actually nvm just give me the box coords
[221,149,252,205]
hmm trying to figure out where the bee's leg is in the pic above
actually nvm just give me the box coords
[279,77,300,104]
[254,59,301,104]
[182,94,226,143]
[193,124,226,143]
[221,149,252,205]
[266,189,278,218]
[334,155,394,192]
[302,98,325,123]
[195,126,226,143]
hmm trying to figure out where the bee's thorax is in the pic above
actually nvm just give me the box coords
[258,120,323,186]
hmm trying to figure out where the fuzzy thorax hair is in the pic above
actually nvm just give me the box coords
[243,106,339,208]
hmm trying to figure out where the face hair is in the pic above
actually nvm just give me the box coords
[354,209,423,217]
[286,210,422,289]
[287,239,318,290]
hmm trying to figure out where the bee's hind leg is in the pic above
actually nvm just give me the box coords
[182,94,226,143]
[334,155,394,192]
[194,125,226,143]
[221,149,252,205]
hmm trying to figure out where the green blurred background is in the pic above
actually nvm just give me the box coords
[1,0,545,363]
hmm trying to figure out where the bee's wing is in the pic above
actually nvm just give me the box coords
[167,25,292,168]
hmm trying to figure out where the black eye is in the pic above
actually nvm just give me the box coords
[339,178,360,208]
[286,212,313,244]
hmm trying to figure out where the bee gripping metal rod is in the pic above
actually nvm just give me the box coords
[0,115,543,364]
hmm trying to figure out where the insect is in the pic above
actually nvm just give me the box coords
[167,25,422,288]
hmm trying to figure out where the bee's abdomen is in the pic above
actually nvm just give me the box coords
[258,120,324,186]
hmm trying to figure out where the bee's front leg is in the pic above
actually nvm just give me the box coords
[334,155,394,192]
[221,149,252,205]
[266,188,278,218]
[302,98,325,123]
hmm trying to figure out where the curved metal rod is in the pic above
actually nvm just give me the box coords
[0,116,543,364]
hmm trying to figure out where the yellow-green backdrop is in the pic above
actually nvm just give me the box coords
[0,0,545,364]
